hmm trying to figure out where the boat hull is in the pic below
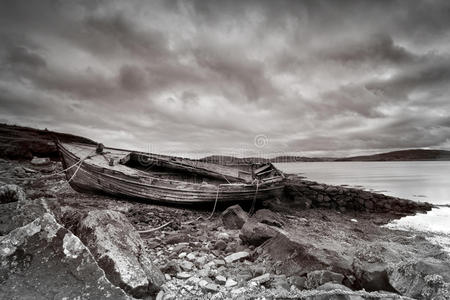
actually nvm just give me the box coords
[58,143,285,205]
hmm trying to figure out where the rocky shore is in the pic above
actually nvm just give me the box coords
[1,155,449,300]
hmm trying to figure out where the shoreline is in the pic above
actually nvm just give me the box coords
[1,157,449,299]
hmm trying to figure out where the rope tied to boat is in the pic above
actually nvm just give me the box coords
[207,185,221,219]
[66,150,98,183]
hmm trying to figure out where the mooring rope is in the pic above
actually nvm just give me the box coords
[39,159,83,178]
[207,185,221,219]
[66,150,98,183]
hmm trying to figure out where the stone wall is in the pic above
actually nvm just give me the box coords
[282,176,432,214]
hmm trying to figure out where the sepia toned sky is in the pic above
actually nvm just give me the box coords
[1,0,450,157]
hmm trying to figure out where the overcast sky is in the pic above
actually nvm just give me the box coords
[1,0,450,157]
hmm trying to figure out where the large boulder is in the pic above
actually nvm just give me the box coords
[73,209,165,298]
[387,258,450,299]
[221,204,249,229]
[253,209,284,228]
[352,243,400,292]
[0,213,130,300]
[239,219,279,246]
[261,233,353,276]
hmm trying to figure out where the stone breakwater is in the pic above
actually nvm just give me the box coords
[282,176,433,214]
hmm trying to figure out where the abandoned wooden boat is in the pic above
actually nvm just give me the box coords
[57,142,286,204]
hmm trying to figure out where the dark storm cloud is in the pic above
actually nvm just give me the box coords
[80,13,169,59]
[322,34,417,65]
[0,0,450,155]
[366,59,450,99]
[5,46,47,68]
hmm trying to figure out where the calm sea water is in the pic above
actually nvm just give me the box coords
[275,161,450,205]
[275,161,450,251]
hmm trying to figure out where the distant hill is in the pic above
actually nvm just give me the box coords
[0,123,96,160]
[199,155,334,165]
[336,149,450,161]
[202,149,450,165]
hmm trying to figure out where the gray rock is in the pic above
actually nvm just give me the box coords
[0,213,130,300]
[306,270,345,289]
[75,209,165,298]
[204,283,221,292]
[352,243,400,292]
[214,239,227,250]
[165,232,191,244]
[221,204,248,229]
[224,251,249,264]
[249,273,271,285]
[160,261,181,275]
[176,272,192,279]
[290,275,307,289]
[262,233,353,276]
[180,260,194,271]
[270,274,290,290]
[253,209,284,228]
[387,258,450,299]
[239,219,279,246]
[30,156,51,166]
[317,282,352,291]
[13,166,27,177]
[0,184,25,204]
[216,275,227,284]
[217,232,230,240]
[225,278,238,288]
[310,185,326,191]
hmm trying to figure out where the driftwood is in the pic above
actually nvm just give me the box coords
[138,221,173,234]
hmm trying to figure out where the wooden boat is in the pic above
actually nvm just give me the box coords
[57,142,285,205]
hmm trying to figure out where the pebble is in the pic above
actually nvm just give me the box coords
[165,274,171,280]
[214,259,225,266]
[187,276,201,285]
[350,218,358,223]
[186,253,196,261]
[217,232,230,240]
[249,273,271,285]
[225,278,238,288]
[198,279,209,288]
[196,256,207,266]
[214,240,227,250]
[173,242,189,253]
[180,261,194,271]
[204,283,221,292]
[224,251,249,264]
[30,157,51,166]
[215,275,227,285]
[178,252,187,258]
[251,266,265,276]
[176,272,192,279]
[156,291,164,300]
[198,267,210,278]
[205,261,216,268]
